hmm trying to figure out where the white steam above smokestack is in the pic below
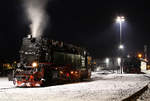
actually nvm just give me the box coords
[23,0,49,38]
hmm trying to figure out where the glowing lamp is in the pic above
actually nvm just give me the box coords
[70,71,74,74]
[75,71,78,74]
[119,44,124,50]
[138,54,142,58]
[116,16,125,23]
[60,71,63,74]
[32,62,38,68]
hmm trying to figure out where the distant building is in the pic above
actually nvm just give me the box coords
[140,58,147,72]
[94,57,120,71]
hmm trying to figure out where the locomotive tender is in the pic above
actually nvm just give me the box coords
[13,35,92,87]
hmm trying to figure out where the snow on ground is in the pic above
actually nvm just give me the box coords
[0,77,14,89]
[0,71,150,101]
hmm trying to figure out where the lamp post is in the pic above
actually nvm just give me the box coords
[116,16,125,74]
[105,58,109,68]
[116,16,125,45]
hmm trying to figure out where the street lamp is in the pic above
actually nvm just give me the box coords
[119,44,124,50]
[116,16,125,74]
[116,16,125,47]
[117,57,121,66]
[105,58,109,67]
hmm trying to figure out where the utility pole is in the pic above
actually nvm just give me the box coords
[144,45,147,60]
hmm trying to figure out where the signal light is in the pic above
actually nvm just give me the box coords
[66,73,70,77]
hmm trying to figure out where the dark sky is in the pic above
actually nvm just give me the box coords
[0,0,150,61]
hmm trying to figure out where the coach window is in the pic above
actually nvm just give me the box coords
[81,56,86,68]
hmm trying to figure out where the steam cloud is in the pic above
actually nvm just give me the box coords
[23,0,49,38]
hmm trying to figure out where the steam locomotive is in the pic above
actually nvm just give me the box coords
[13,35,92,87]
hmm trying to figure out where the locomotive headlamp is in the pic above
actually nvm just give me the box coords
[32,62,38,68]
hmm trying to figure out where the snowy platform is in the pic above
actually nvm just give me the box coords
[0,72,150,101]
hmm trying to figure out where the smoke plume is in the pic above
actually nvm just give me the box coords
[23,0,49,38]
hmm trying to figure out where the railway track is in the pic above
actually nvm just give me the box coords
[122,84,148,101]
[122,75,150,101]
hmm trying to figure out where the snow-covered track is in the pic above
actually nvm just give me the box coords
[122,84,148,101]
[1,73,150,101]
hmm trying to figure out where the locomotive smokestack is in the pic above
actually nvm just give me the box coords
[23,0,49,38]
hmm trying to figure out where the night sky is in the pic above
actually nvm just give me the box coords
[0,0,150,61]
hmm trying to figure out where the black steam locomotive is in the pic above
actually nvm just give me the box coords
[13,35,92,87]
